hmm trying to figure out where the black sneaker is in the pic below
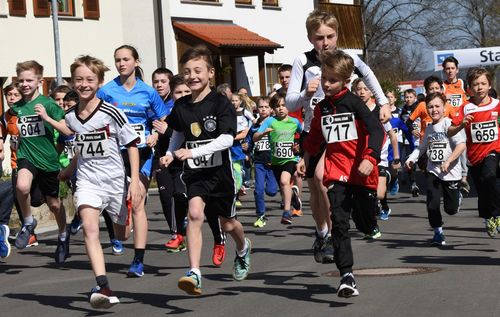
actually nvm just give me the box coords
[411,183,420,197]
[291,185,302,211]
[460,180,470,197]
[337,273,359,298]
[321,235,334,263]
[312,233,324,263]
[15,219,38,249]
[55,230,70,264]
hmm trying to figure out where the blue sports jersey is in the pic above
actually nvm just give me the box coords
[97,77,167,148]
[388,117,415,162]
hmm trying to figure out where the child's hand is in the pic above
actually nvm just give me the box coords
[264,128,273,135]
[357,159,373,176]
[174,148,193,161]
[160,154,174,167]
[127,178,143,209]
[306,77,320,97]
[391,159,401,170]
[405,160,414,171]
[153,120,168,134]
[34,104,49,120]
[146,133,158,148]
[441,160,451,173]
[296,158,306,177]
[463,114,474,126]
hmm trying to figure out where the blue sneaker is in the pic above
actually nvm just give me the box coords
[15,218,37,249]
[380,208,391,221]
[431,232,446,245]
[70,216,82,235]
[389,180,399,196]
[111,239,124,256]
[0,224,11,258]
[127,258,144,277]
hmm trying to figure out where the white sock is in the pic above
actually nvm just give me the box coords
[190,268,201,277]
[237,239,248,257]
[434,227,443,234]
[59,230,68,242]
[317,227,329,238]
[24,216,34,225]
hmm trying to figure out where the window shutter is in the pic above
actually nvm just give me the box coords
[9,0,27,16]
[33,0,50,17]
[83,0,99,20]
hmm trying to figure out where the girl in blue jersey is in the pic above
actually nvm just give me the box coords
[97,45,168,277]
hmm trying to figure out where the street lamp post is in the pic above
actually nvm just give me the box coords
[50,0,63,86]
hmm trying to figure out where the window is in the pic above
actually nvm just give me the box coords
[33,0,78,17]
[236,0,252,4]
[57,0,74,16]
[9,0,27,16]
[265,63,280,94]
[262,0,278,6]
[33,0,50,17]
[83,0,99,19]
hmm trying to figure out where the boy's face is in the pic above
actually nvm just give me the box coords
[321,68,346,97]
[404,92,416,106]
[278,70,291,89]
[426,97,444,122]
[386,92,396,106]
[354,81,373,104]
[53,92,66,108]
[273,98,288,119]
[182,58,214,94]
[114,48,138,78]
[470,74,491,101]
[152,73,170,98]
[309,24,337,53]
[443,62,458,81]
[72,65,100,102]
[258,101,271,118]
[5,89,22,106]
[172,84,191,101]
[17,70,43,99]
[63,100,77,111]
[426,82,442,94]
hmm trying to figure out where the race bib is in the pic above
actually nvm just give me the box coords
[186,139,222,169]
[131,124,146,145]
[64,140,76,160]
[75,131,109,159]
[448,94,463,107]
[254,137,270,152]
[310,97,323,110]
[321,113,358,143]
[428,142,450,163]
[18,115,46,137]
[273,141,294,159]
[470,120,498,143]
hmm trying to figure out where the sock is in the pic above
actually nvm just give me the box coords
[59,230,68,242]
[283,210,291,217]
[24,216,34,226]
[190,268,201,277]
[96,275,110,289]
[434,227,443,234]
[134,248,145,262]
[237,239,249,257]
[317,227,329,238]
[342,272,354,278]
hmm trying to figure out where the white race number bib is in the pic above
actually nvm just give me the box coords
[18,115,46,138]
[75,131,109,159]
[428,142,450,163]
[470,120,498,143]
[254,137,270,152]
[186,139,222,169]
[321,113,358,143]
[130,124,146,145]
[448,94,463,107]
[273,142,294,159]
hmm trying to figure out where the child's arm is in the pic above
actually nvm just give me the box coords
[405,129,429,171]
[125,143,142,207]
[58,153,78,181]
[235,128,249,141]
[441,143,466,173]
[160,130,184,167]
[387,128,400,169]
[0,128,4,162]
[175,134,234,161]
[285,55,309,112]
[35,104,73,136]
[253,117,273,142]
[448,114,473,137]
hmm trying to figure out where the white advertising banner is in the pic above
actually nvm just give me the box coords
[434,46,500,71]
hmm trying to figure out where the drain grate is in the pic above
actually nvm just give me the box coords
[323,267,441,277]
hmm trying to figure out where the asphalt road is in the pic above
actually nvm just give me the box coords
[1,177,499,317]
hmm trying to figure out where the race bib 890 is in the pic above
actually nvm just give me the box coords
[321,113,358,143]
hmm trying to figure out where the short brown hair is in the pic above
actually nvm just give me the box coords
[70,55,109,83]
[425,92,447,106]
[320,50,354,81]
[404,89,417,97]
[351,78,364,91]
[4,83,21,96]
[270,92,286,109]
[179,45,214,69]
[16,60,44,77]
[51,85,72,98]
[306,10,339,37]
[466,67,492,87]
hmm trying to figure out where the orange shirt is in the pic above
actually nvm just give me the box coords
[443,79,468,108]
[0,109,19,169]
[409,101,457,140]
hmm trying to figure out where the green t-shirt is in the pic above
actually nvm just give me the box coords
[12,94,65,172]
[257,116,303,165]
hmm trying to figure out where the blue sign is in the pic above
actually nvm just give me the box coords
[436,53,454,65]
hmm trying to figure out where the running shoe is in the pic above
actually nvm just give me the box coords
[312,233,325,263]
[165,234,186,253]
[212,244,226,267]
[363,227,381,240]
[89,286,120,309]
[253,215,267,228]
[460,180,470,197]
[389,179,399,196]
[322,235,335,263]
[233,238,252,281]
[70,216,82,235]
[280,211,293,225]
[111,239,124,256]
[337,273,359,298]
[380,208,392,221]
[485,217,497,238]
[235,200,242,208]
[178,270,202,295]
[0,224,11,258]
[127,258,144,277]
[55,231,70,264]
[15,218,37,249]
[292,209,303,217]
[27,234,39,247]
[291,185,302,211]
[496,217,500,233]
[431,232,446,245]
[411,183,420,197]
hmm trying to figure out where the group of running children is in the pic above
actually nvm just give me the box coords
[0,8,499,308]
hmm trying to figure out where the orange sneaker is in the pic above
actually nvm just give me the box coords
[27,234,39,247]
[292,209,303,217]
[212,244,226,267]
[165,235,186,253]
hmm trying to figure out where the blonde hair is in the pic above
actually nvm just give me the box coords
[306,9,339,37]
[320,50,354,81]
[16,60,44,77]
[70,55,109,83]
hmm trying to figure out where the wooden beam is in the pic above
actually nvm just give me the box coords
[258,54,266,96]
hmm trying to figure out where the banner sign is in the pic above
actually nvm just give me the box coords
[434,46,500,71]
